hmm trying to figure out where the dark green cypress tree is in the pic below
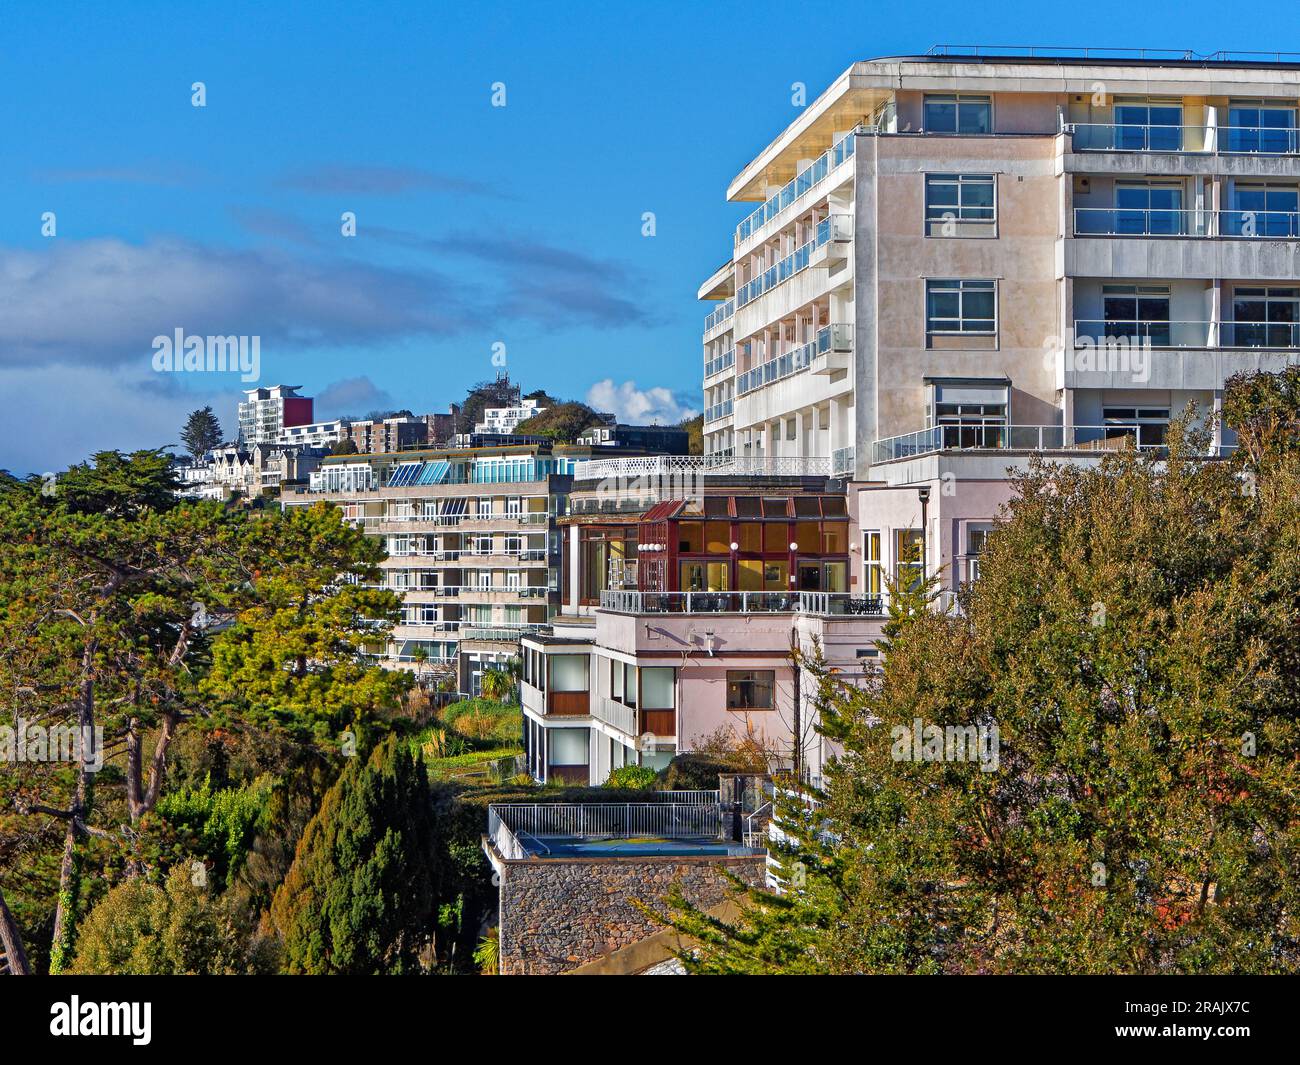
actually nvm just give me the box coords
[270,736,437,973]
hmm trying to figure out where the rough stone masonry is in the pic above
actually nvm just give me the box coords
[496,852,766,975]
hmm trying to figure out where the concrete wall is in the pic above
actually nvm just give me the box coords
[495,852,766,975]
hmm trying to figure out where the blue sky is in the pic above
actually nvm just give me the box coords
[0,0,1289,472]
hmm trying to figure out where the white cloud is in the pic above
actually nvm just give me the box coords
[585,379,698,425]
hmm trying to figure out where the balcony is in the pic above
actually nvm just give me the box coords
[871,422,1232,465]
[702,454,832,476]
[734,216,850,312]
[487,798,725,861]
[591,697,676,738]
[735,127,861,247]
[704,347,735,379]
[736,324,852,396]
[703,299,735,334]
[1073,208,1300,239]
[831,446,856,476]
[704,398,734,424]
[599,590,884,617]
[1073,320,1300,349]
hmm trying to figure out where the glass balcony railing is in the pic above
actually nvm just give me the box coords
[1071,123,1198,152]
[704,398,734,423]
[735,127,863,245]
[1219,210,1300,238]
[736,324,852,396]
[704,347,735,378]
[1073,319,1215,348]
[704,298,734,333]
[1222,125,1300,155]
[1071,123,1300,155]
[871,423,1232,464]
[1073,208,1209,236]
[1073,208,1300,238]
[735,215,850,310]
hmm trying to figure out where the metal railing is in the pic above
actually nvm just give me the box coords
[735,127,864,245]
[488,800,722,852]
[1073,207,1210,236]
[702,454,833,476]
[1074,320,1300,349]
[599,590,884,616]
[1070,123,1300,155]
[871,422,1233,463]
[1074,208,1300,238]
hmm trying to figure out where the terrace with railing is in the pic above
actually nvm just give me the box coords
[871,422,1234,464]
[487,795,740,860]
[600,590,884,616]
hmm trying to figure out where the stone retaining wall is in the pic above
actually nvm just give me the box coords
[494,851,765,975]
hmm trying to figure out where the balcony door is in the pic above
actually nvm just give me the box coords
[928,380,1009,450]
[1115,182,1184,235]
[1231,287,1299,348]
[1103,284,1171,346]
[1114,99,1183,151]
[1227,101,1298,155]
[1227,184,1300,238]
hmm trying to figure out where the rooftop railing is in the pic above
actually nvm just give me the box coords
[488,798,723,858]
[599,590,884,616]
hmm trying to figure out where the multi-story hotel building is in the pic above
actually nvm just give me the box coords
[285,439,690,693]
[700,47,1300,604]
[237,385,314,445]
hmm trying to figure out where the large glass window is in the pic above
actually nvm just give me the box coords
[1230,287,1298,348]
[926,279,996,335]
[1114,99,1183,151]
[925,173,995,222]
[923,94,991,134]
[550,655,588,692]
[1227,100,1298,155]
[726,670,775,710]
[1103,407,1170,449]
[1226,184,1300,238]
[1103,284,1170,346]
[967,526,991,584]
[935,401,1007,449]
[641,667,674,710]
[1115,182,1184,235]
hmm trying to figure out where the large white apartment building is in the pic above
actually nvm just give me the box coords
[701,47,1300,603]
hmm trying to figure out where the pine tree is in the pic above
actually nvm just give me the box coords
[181,406,224,458]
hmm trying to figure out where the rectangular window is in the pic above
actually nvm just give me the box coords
[1230,286,1299,347]
[1114,98,1183,151]
[549,654,588,692]
[726,670,775,711]
[923,94,991,134]
[926,279,996,335]
[864,532,883,596]
[623,662,638,708]
[641,667,674,710]
[1102,284,1171,346]
[895,529,924,591]
[925,174,995,222]
[1104,407,1170,449]
[611,658,624,701]
[1227,100,1298,155]
[966,526,991,584]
